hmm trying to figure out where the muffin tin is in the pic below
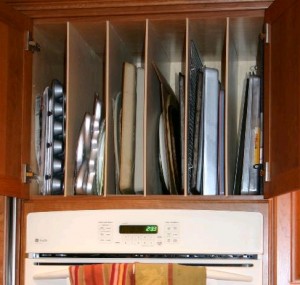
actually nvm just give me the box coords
[39,80,66,195]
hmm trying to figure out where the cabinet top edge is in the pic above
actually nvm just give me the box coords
[24,195,268,203]
[6,1,273,20]
[21,195,269,216]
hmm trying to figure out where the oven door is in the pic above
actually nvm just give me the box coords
[25,256,262,285]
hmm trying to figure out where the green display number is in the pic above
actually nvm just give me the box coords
[119,225,158,234]
[145,225,158,232]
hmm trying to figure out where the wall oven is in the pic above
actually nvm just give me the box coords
[25,209,263,284]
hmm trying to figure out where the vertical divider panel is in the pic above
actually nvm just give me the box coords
[32,24,66,105]
[226,17,240,196]
[145,19,185,195]
[184,18,190,196]
[105,21,131,196]
[105,20,145,196]
[143,20,149,197]
[31,23,66,195]
[104,21,110,197]
[187,18,226,195]
[144,20,163,195]
[224,17,233,196]
[65,22,103,196]
[226,16,264,196]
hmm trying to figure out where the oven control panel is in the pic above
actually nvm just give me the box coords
[26,209,263,255]
[97,221,180,246]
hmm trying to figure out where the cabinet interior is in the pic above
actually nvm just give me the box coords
[30,16,264,197]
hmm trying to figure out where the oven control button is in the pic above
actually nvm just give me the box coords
[164,222,180,244]
[121,235,155,246]
[98,222,113,243]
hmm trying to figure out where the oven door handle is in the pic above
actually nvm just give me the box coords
[33,267,252,282]
[33,269,69,280]
[206,269,252,282]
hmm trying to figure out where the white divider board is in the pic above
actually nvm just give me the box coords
[105,20,146,195]
[105,21,132,195]
[187,18,226,195]
[226,17,239,196]
[145,20,167,195]
[65,22,103,195]
[226,17,264,195]
[145,19,186,195]
[32,24,66,99]
[184,18,190,196]
[31,23,67,195]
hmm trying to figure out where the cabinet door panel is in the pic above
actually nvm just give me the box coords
[0,3,31,198]
[264,0,300,198]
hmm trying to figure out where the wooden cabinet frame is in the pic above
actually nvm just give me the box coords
[1,0,300,285]
[0,2,32,199]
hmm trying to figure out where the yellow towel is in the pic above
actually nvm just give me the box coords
[135,263,206,285]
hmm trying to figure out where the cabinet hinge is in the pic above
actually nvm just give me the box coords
[22,164,39,184]
[264,161,271,182]
[25,31,40,53]
[260,23,270,44]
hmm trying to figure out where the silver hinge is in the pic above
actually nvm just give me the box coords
[260,23,270,44]
[25,31,40,53]
[264,161,271,182]
[22,164,39,184]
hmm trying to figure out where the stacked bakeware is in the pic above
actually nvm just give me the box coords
[74,96,105,195]
[38,80,66,195]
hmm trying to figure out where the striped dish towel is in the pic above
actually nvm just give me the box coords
[69,263,134,285]
[69,263,206,285]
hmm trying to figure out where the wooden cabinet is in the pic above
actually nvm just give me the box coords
[2,0,297,199]
[264,2,300,281]
[0,2,276,198]
[264,0,300,198]
[0,2,31,199]
[28,15,268,197]
[1,0,300,284]
[270,190,300,285]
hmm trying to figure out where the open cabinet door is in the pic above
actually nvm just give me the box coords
[0,3,31,198]
[264,0,300,198]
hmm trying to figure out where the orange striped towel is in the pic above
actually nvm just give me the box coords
[69,263,134,285]
[69,263,206,285]
[135,263,206,285]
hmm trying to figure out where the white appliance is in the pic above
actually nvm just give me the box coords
[25,209,264,284]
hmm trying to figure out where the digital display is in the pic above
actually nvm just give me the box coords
[119,225,158,234]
